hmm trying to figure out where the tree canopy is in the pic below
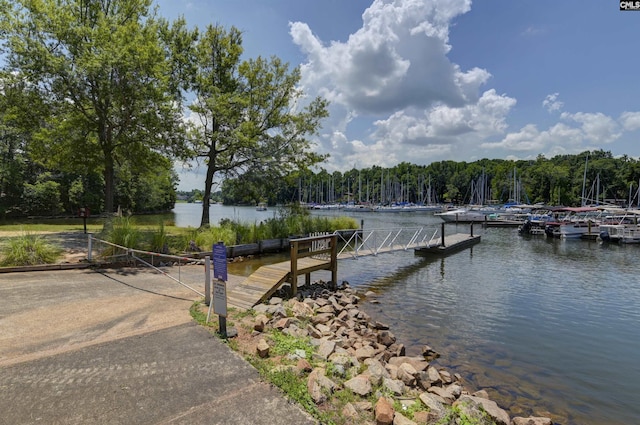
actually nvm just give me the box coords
[0,0,186,213]
[183,24,328,227]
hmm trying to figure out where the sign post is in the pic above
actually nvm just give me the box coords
[78,207,90,234]
[212,242,230,338]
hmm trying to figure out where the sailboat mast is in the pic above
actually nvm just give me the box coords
[581,155,588,207]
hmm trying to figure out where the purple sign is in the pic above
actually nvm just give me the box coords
[213,242,227,282]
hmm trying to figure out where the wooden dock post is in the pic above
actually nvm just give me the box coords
[289,234,338,296]
[441,223,446,247]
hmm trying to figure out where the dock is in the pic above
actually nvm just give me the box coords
[414,233,481,256]
[227,235,337,310]
[226,227,480,309]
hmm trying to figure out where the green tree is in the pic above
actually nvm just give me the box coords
[0,0,186,214]
[21,173,63,216]
[185,24,328,227]
[0,71,49,216]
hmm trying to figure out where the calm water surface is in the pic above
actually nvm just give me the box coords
[174,204,640,425]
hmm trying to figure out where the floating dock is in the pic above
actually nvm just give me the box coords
[414,233,481,256]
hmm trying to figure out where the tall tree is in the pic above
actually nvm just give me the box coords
[186,25,328,227]
[0,0,185,213]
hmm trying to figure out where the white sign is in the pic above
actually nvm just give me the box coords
[213,279,227,317]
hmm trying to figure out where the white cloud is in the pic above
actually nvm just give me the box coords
[289,0,522,169]
[619,111,640,131]
[542,93,563,113]
[290,0,478,114]
[560,111,621,144]
[286,0,640,172]
[482,112,621,158]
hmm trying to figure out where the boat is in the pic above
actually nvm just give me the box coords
[518,206,556,235]
[434,207,493,223]
[598,208,640,243]
[541,207,602,239]
[256,202,267,211]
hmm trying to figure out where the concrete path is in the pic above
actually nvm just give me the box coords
[0,267,316,425]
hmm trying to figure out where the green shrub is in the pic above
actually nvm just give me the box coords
[101,216,140,257]
[150,221,169,253]
[0,233,62,266]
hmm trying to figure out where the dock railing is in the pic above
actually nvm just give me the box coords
[289,234,338,295]
[335,227,440,259]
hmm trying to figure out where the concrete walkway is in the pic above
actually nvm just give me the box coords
[0,267,316,425]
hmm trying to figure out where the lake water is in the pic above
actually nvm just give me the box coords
[173,203,640,425]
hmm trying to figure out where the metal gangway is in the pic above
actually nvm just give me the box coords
[333,226,442,259]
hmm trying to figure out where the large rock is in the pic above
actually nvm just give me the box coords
[311,313,333,325]
[306,324,323,339]
[344,374,372,396]
[455,395,510,425]
[256,338,270,358]
[388,356,429,372]
[355,345,377,361]
[289,299,314,318]
[316,304,336,314]
[382,377,405,396]
[374,397,394,425]
[273,317,290,330]
[307,369,327,404]
[317,339,336,360]
[397,363,417,387]
[418,392,446,417]
[296,358,312,374]
[393,411,417,425]
[364,358,390,386]
[341,402,358,420]
[377,330,397,346]
[428,384,461,404]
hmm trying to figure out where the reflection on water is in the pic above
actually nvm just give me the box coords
[337,231,640,425]
[171,202,278,228]
[172,203,640,425]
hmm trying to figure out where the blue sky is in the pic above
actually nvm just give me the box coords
[157,0,640,191]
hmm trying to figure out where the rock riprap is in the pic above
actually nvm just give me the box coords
[250,281,552,425]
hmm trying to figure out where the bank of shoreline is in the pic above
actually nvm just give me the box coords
[205,280,557,425]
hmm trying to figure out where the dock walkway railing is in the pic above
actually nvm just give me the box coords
[334,226,441,259]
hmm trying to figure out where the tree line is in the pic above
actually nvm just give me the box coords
[222,150,640,208]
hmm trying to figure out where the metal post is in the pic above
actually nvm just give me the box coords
[204,256,211,306]
[219,316,227,339]
[87,234,93,262]
[441,223,446,247]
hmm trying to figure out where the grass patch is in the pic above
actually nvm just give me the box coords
[267,330,315,359]
[0,232,62,266]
